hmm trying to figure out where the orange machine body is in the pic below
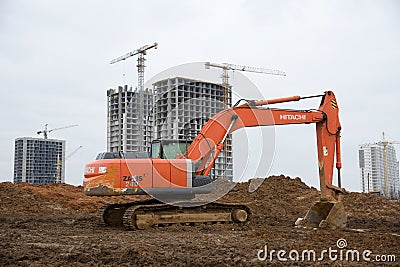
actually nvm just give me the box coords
[84,158,201,196]
[84,91,343,201]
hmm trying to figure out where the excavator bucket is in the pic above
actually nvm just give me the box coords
[298,200,347,229]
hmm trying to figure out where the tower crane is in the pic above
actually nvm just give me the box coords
[381,132,400,198]
[110,42,158,91]
[37,124,78,139]
[205,62,286,106]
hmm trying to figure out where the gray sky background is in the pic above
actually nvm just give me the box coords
[0,0,399,192]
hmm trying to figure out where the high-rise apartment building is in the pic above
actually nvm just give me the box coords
[14,137,65,184]
[107,85,153,153]
[152,77,233,180]
[359,142,400,199]
[106,77,234,180]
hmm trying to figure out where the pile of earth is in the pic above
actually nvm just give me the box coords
[1,175,399,231]
[1,175,399,266]
[0,182,146,215]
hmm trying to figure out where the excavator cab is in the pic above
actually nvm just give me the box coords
[150,139,191,159]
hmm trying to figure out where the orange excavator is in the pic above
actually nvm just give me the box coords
[84,90,347,230]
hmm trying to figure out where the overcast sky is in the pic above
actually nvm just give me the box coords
[1,0,399,192]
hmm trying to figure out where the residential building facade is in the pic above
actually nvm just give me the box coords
[14,137,65,184]
[359,142,400,198]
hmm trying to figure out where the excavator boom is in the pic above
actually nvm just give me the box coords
[182,91,346,228]
[186,91,342,197]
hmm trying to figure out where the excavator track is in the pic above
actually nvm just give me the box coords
[98,200,251,230]
[122,202,251,230]
[97,199,161,227]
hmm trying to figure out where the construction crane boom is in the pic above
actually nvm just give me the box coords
[110,42,158,64]
[205,61,286,107]
[205,62,286,76]
[110,42,158,91]
[37,124,78,139]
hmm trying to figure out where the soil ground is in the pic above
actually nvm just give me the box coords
[0,175,399,266]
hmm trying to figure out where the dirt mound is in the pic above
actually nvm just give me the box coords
[194,175,400,231]
[221,175,320,225]
[1,175,399,230]
[0,182,146,215]
[344,191,400,230]
[1,175,399,266]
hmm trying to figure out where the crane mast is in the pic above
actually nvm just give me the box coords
[110,42,158,91]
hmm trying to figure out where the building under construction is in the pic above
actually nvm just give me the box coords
[359,142,400,199]
[107,86,153,153]
[152,77,233,180]
[13,137,65,184]
[106,77,233,180]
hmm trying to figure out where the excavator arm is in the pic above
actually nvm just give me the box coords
[185,91,342,200]
[184,90,346,228]
[188,108,323,176]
